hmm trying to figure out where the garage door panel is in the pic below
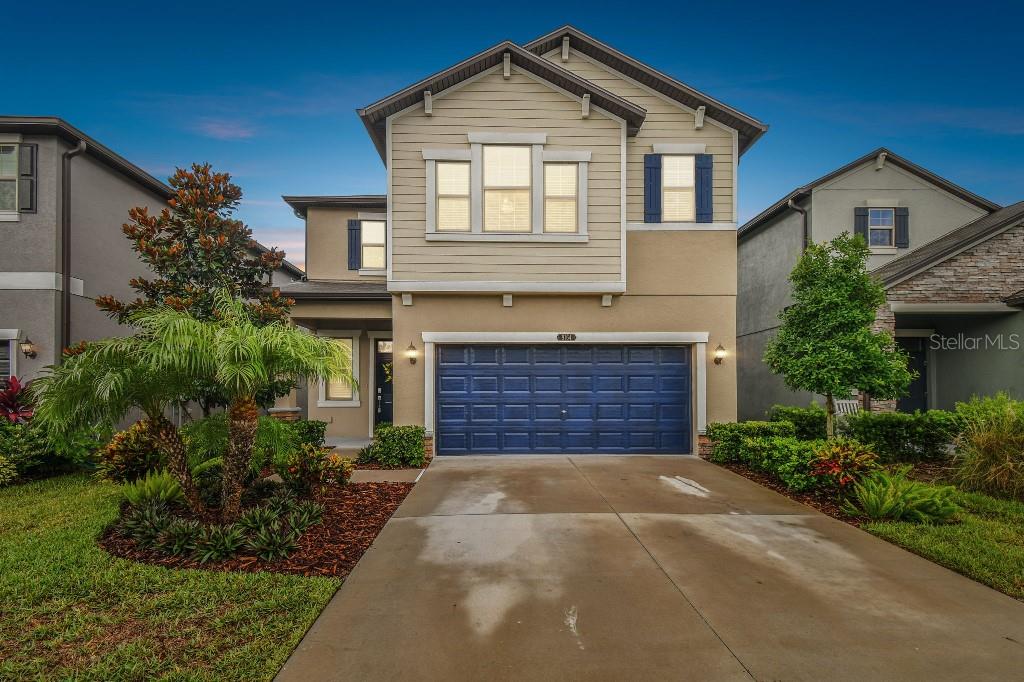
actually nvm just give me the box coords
[435,344,691,455]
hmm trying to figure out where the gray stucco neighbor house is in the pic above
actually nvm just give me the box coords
[0,116,303,383]
[737,148,1024,420]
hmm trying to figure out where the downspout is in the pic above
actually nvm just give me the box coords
[60,140,87,358]
[787,198,809,250]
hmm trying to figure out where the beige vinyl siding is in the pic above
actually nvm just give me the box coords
[389,67,622,283]
[543,49,735,223]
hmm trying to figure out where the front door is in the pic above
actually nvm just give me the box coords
[897,337,928,412]
[374,340,394,426]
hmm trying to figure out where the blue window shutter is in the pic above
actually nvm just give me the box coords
[854,207,869,242]
[695,154,713,223]
[643,154,662,223]
[347,219,361,270]
[894,207,909,248]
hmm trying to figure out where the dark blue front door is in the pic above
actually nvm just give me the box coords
[436,344,691,455]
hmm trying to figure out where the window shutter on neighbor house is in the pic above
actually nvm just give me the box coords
[695,153,713,223]
[894,207,910,248]
[347,219,361,270]
[854,207,869,242]
[643,154,662,222]
[18,144,37,213]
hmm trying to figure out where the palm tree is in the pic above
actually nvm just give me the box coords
[32,340,206,511]
[33,290,354,520]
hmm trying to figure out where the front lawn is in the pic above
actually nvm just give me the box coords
[0,475,339,680]
[865,487,1024,600]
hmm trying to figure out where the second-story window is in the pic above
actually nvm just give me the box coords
[360,220,386,269]
[662,155,695,222]
[483,145,531,232]
[0,145,17,212]
[436,162,470,232]
[868,208,895,246]
[544,163,577,233]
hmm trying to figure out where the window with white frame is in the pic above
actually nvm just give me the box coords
[436,161,471,232]
[0,340,11,381]
[320,334,359,405]
[544,163,578,233]
[662,155,696,222]
[0,145,17,212]
[360,221,386,269]
[483,145,531,232]
[868,208,895,246]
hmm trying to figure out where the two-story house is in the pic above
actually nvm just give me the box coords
[0,116,302,384]
[278,26,767,455]
[737,148,1024,419]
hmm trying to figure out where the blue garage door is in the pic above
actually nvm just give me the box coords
[436,345,691,455]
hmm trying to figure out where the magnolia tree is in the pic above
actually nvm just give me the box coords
[764,233,914,438]
[96,164,296,412]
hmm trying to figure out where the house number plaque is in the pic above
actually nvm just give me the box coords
[556,333,577,341]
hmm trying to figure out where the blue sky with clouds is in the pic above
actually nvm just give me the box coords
[6,1,1022,268]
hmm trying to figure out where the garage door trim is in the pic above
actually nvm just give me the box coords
[422,331,710,447]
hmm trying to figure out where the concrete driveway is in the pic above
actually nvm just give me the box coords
[278,456,1024,681]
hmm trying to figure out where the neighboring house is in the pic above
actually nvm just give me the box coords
[737,148,1023,419]
[278,26,767,455]
[0,116,302,383]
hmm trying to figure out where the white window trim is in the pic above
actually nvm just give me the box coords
[653,143,706,154]
[419,331,710,448]
[0,330,18,380]
[317,330,361,408]
[0,142,19,217]
[358,217,387,273]
[424,141,590,239]
[627,222,736,231]
[868,207,896,248]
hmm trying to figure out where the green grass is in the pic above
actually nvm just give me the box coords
[0,475,340,680]
[865,486,1024,600]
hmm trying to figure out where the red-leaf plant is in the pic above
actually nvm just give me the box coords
[0,376,34,423]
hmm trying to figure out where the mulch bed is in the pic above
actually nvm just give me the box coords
[353,462,424,471]
[99,482,414,578]
[704,456,867,527]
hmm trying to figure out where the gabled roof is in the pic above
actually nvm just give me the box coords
[357,41,647,161]
[738,148,1002,241]
[873,201,1024,288]
[0,116,171,198]
[523,25,768,155]
[282,194,387,219]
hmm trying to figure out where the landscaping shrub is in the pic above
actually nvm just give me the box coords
[842,410,957,462]
[122,470,184,507]
[361,423,427,468]
[193,524,247,564]
[767,404,827,440]
[156,518,202,556]
[705,421,796,463]
[952,393,1024,499]
[119,502,173,548]
[810,438,878,490]
[95,420,163,482]
[0,419,49,476]
[739,436,823,491]
[0,376,34,423]
[275,444,354,494]
[0,454,18,486]
[182,413,298,473]
[290,419,327,448]
[843,466,959,523]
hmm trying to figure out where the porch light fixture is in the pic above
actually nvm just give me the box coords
[19,337,37,359]
[405,342,418,365]
[713,344,726,365]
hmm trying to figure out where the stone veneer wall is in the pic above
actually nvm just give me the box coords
[869,220,1024,412]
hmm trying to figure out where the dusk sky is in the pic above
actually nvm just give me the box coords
[7,1,1021,269]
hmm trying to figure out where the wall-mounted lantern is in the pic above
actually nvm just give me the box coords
[713,344,727,365]
[405,342,419,365]
[19,337,37,359]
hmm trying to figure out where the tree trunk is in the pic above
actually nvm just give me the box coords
[222,396,259,522]
[149,415,206,514]
[825,393,836,439]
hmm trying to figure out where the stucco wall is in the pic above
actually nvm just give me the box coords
[0,290,60,375]
[305,206,386,282]
[810,161,988,270]
[0,136,60,273]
